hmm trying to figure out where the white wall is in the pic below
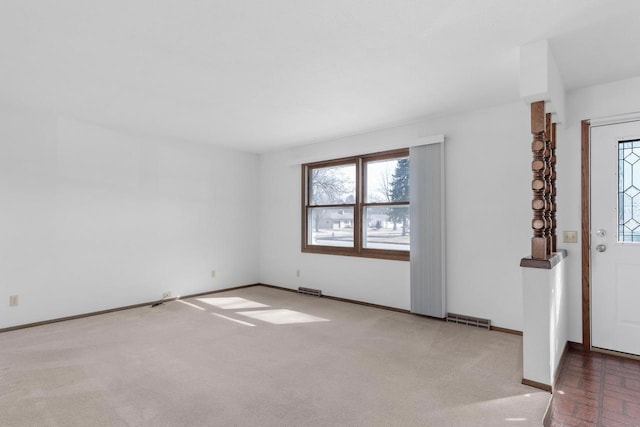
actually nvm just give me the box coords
[522,257,568,387]
[259,75,640,336]
[0,105,259,329]
[556,75,640,343]
[6,76,639,335]
[259,102,532,330]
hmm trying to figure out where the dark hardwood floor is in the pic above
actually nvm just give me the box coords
[547,346,640,426]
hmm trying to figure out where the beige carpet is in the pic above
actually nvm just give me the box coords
[0,286,549,426]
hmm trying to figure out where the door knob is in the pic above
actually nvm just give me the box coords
[595,244,607,253]
[596,229,606,237]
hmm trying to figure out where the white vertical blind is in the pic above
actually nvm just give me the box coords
[409,143,446,317]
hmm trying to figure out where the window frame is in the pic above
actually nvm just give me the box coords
[301,148,410,261]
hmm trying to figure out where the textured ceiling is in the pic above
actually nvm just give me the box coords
[1,0,640,152]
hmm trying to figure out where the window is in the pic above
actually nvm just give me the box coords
[302,149,409,261]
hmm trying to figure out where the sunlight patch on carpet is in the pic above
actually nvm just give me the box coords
[177,300,206,310]
[212,313,256,327]
[197,297,270,310]
[236,309,330,325]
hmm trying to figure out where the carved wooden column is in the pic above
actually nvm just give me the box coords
[530,101,548,259]
[544,113,553,254]
[529,102,558,259]
[549,121,557,252]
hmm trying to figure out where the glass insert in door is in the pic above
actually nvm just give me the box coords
[618,139,640,242]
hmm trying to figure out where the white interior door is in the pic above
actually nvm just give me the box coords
[591,120,640,356]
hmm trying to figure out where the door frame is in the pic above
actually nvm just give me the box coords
[581,114,640,352]
[581,120,591,351]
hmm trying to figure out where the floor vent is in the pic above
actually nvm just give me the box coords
[446,312,491,330]
[298,287,322,297]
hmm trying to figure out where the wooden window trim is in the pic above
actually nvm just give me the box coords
[301,149,410,261]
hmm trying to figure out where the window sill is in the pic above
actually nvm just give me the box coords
[302,246,409,261]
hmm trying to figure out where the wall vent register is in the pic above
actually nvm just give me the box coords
[446,312,491,330]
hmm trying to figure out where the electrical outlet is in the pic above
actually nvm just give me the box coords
[211,270,216,278]
[162,291,171,299]
[9,295,18,306]
[296,269,300,277]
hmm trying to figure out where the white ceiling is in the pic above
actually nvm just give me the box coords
[2,0,640,153]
